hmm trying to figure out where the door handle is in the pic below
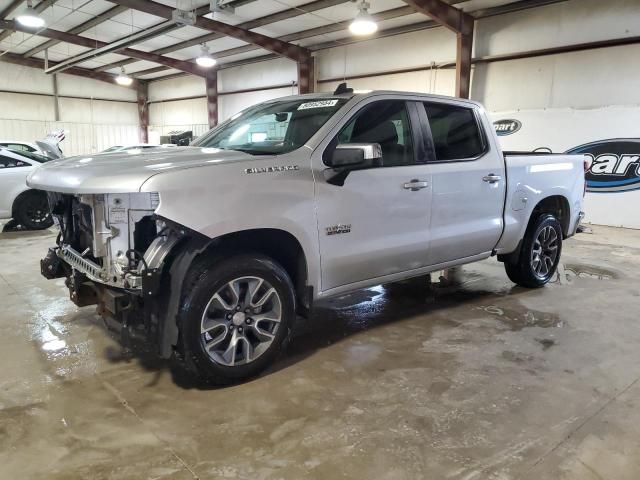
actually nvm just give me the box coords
[403,179,429,191]
[483,174,502,183]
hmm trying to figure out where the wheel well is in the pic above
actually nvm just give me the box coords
[531,195,570,237]
[205,228,310,312]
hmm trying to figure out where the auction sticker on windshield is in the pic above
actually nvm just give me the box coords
[297,99,340,110]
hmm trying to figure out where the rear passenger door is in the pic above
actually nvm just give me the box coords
[419,101,506,265]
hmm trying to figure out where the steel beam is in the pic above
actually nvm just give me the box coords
[137,81,149,142]
[107,0,310,62]
[0,51,136,87]
[455,17,473,98]
[22,4,129,58]
[123,4,418,78]
[402,0,473,34]
[96,0,351,72]
[0,20,203,76]
[0,0,57,42]
[205,69,218,129]
[402,0,474,98]
[297,56,314,94]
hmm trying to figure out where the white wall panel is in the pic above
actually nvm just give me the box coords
[57,72,137,102]
[475,0,640,58]
[219,86,297,121]
[318,69,456,97]
[0,92,56,122]
[149,97,208,127]
[148,75,206,102]
[316,27,456,80]
[0,63,53,95]
[218,58,297,92]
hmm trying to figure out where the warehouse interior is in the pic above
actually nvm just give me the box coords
[1,0,640,478]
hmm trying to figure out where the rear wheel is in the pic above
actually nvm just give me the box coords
[179,253,295,385]
[504,214,562,288]
[14,190,53,230]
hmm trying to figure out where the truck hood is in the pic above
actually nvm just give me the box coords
[27,147,255,194]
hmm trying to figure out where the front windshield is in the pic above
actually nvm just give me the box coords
[193,97,349,155]
[7,149,51,163]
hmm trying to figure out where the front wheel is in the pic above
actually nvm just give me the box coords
[504,214,563,288]
[178,253,295,385]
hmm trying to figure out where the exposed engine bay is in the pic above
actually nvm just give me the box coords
[40,192,184,346]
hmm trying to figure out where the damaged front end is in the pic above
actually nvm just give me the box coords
[41,192,183,352]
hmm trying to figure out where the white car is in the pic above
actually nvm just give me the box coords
[30,89,587,384]
[0,132,65,160]
[0,148,53,229]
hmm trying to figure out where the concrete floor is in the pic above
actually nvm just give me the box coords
[1,225,640,480]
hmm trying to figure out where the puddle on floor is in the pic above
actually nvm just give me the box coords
[557,263,618,283]
[474,305,563,331]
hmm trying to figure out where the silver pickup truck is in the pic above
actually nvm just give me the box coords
[28,88,587,384]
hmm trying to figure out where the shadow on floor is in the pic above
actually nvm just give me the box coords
[99,274,531,390]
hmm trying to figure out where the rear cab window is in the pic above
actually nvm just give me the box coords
[422,102,487,161]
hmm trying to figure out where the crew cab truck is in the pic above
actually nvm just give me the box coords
[28,88,586,384]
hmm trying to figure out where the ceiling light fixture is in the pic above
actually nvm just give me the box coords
[196,44,217,68]
[115,67,133,86]
[16,0,46,28]
[349,1,378,36]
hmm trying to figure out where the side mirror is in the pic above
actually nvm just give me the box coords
[329,143,383,168]
[325,143,383,186]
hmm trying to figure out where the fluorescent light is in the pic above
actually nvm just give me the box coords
[349,1,377,36]
[16,4,45,28]
[115,67,133,86]
[196,44,217,68]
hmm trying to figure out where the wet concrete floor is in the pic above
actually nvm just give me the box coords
[1,225,639,479]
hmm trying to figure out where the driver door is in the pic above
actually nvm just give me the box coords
[314,99,433,293]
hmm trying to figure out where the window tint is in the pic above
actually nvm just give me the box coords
[423,103,485,160]
[337,100,415,167]
[0,155,28,168]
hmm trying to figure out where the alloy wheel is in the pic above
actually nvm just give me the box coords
[530,225,559,279]
[200,276,282,366]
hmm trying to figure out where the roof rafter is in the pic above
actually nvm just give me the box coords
[22,4,129,58]
[95,0,350,72]
[0,19,204,76]
[107,0,310,62]
[402,0,473,34]
[0,51,138,87]
[129,4,425,78]
[0,0,57,42]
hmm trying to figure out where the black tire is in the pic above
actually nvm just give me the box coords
[178,253,295,385]
[13,190,53,230]
[504,214,563,288]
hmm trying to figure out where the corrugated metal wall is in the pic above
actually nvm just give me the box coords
[0,118,138,157]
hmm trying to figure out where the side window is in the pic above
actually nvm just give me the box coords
[0,155,28,168]
[337,100,415,167]
[423,103,485,161]
[1,143,34,152]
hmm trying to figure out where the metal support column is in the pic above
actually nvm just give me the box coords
[297,56,315,94]
[205,69,218,129]
[137,81,149,143]
[455,18,474,99]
